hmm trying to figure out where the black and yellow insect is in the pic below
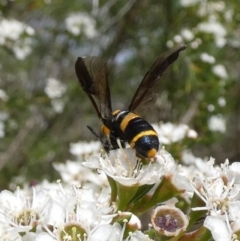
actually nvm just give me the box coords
[75,45,186,158]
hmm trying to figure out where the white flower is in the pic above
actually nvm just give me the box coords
[70,141,101,156]
[0,121,5,138]
[0,89,9,101]
[51,99,65,113]
[225,162,240,185]
[204,216,232,241]
[209,1,225,12]
[197,19,226,47]
[212,64,228,79]
[65,12,97,38]
[42,185,116,241]
[152,122,197,145]
[13,42,32,60]
[91,223,122,241]
[0,19,35,42]
[49,185,114,226]
[44,78,67,99]
[92,219,153,241]
[200,53,215,64]
[191,160,238,211]
[173,35,182,43]
[181,29,194,41]
[0,188,49,233]
[53,160,108,189]
[181,151,218,179]
[180,0,199,7]
[208,114,226,133]
[34,232,56,241]
[197,20,226,38]
[218,97,226,107]
[0,18,35,59]
[228,201,240,232]
[190,38,202,49]
[166,40,174,48]
[127,230,154,241]
[118,211,141,230]
[0,223,23,241]
[204,201,240,241]
[84,148,176,186]
[207,104,215,112]
[0,112,9,121]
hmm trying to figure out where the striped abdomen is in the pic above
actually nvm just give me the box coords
[113,110,159,158]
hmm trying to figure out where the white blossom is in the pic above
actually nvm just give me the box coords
[51,99,65,113]
[0,89,9,101]
[166,40,174,48]
[191,160,240,240]
[180,0,199,7]
[12,42,32,60]
[190,38,202,49]
[0,18,35,59]
[91,223,122,241]
[65,12,97,38]
[218,97,226,107]
[212,64,228,79]
[44,78,67,99]
[0,121,5,138]
[204,201,240,241]
[181,151,218,179]
[0,188,49,233]
[127,230,154,241]
[204,216,232,241]
[53,160,108,189]
[173,35,182,43]
[34,232,56,241]
[181,29,194,41]
[208,114,226,133]
[70,140,101,156]
[207,104,215,112]
[0,19,34,42]
[200,53,215,64]
[152,122,198,145]
[84,148,176,186]
[197,19,226,48]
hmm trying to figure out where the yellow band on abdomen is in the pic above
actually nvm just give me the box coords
[120,112,139,132]
[129,130,158,148]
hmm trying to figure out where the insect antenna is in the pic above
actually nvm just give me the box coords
[87,125,112,152]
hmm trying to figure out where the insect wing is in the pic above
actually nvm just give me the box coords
[75,57,112,126]
[128,45,186,112]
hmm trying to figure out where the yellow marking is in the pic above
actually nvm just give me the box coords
[120,112,139,132]
[129,130,158,148]
[101,125,110,136]
[147,148,157,158]
[112,109,120,115]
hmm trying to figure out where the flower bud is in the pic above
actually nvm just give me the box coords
[118,211,142,230]
[151,205,188,237]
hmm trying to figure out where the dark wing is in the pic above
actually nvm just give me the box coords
[128,45,186,112]
[75,57,112,127]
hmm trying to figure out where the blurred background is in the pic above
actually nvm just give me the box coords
[0,0,239,189]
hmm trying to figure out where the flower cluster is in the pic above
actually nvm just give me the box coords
[152,122,197,145]
[191,160,240,241]
[0,18,35,59]
[65,12,97,38]
[1,126,240,240]
[44,78,67,113]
